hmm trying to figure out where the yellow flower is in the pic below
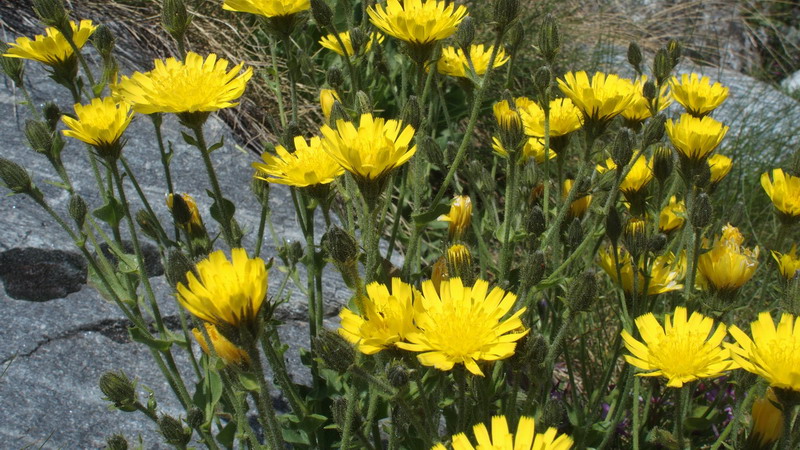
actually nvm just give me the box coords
[397,277,528,376]
[493,98,530,135]
[773,245,800,280]
[707,153,732,185]
[338,278,420,354]
[61,97,133,159]
[761,168,800,221]
[320,113,417,181]
[598,246,685,296]
[4,20,96,66]
[697,224,759,293]
[520,98,583,138]
[446,244,472,280]
[437,195,472,241]
[621,306,732,388]
[252,135,344,187]
[175,248,268,327]
[670,73,729,117]
[368,0,467,46]
[222,0,310,17]
[749,388,784,448]
[596,155,653,197]
[436,44,508,78]
[431,415,573,450]
[492,137,554,165]
[166,193,205,234]
[562,179,591,218]
[115,52,253,116]
[320,88,340,120]
[192,323,250,365]
[557,71,636,123]
[319,31,384,57]
[621,75,672,122]
[728,312,800,391]
[659,195,686,233]
[665,113,729,163]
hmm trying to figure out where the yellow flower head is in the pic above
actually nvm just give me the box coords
[596,154,653,197]
[320,88,340,120]
[557,71,636,123]
[659,195,686,234]
[598,246,685,296]
[665,113,729,162]
[437,195,472,241]
[697,224,759,293]
[707,153,732,185]
[368,0,468,46]
[115,52,253,116]
[436,44,508,78]
[61,97,133,159]
[621,306,732,388]
[4,20,96,66]
[176,248,268,327]
[222,0,310,17]
[621,75,672,122]
[319,31,384,57]
[728,312,800,391]
[562,178,592,218]
[431,415,574,450]
[491,137,554,165]
[320,113,417,181]
[166,192,205,233]
[397,278,528,376]
[773,245,800,280]
[338,278,420,354]
[761,169,800,221]
[520,97,583,138]
[446,244,473,280]
[670,73,729,117]
[252,135,344,187]
[749,388,784,448]
[192,323,250,365]
[493,97,531,135]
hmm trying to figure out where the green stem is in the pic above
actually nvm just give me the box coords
[243,336,285,449]
[150,114,180,242]
[499,156,520,281]
[254,200,269,259]
[62,32,96,89]
[267,35,287,128]
[260,332,308,418]
[190,124,237,247]
[119,156,169,244]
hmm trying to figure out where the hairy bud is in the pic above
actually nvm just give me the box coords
[92,25,115,60]
[627,42,642,74]
[162,0,192,43]
[493,0,520,32]
[612,128,634,169]
[652,48,671,85]
[105,434,129,450]
[310,0,333,28]
[164,249,195,288]
[400,96,421,130]
[326,66,344,89]
[314,329,355,374]
[158,415,192,447]
[69,194,88,229]
[456,17,475,52]
[567,270,597,311]
[99,371,137,412]
[32,0,69,30]
[606,205,622,245]
[652,145,674,184]
[691,193,713,229]
[0,43,24,85]
[642,114,666,147]
[538,15,560,62]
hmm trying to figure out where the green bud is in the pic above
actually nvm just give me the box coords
[278,240,304,267]
[349,28,368,55]
[652,48,671,85]
[69,194,87,228]
[612,128,634,169]
[313,329,355,374]
[164,249,195,288]
[623,218,648,258]
[400,96,421,131]
[99,371,137,412]
[691,193,713,229]
[642,114,666,147]
[162,0,192,42]
[323,226,358,265]
[326,66,344,89]
[92,25,115,60]
[642,80,657,101]
[526,334,549,368]
[168,193,193,226]
[788,148,800,178]
[281,122,301,151]
[783,274,800,316]
[421,136,443,166]
[538,15,560,62]
[135,209,161,242]
[456,17,475,52]
[649,233,667,253]
[507,23,525,56]
[25,120,55,155]
[522,250,546,287]
[356,90,372,115]
[0,158,39,199]
[331,396,349,428]
[493,0,520,32]
[43,102,62,131]
[158,415,191,447]
[105,434,129,450]
[653,145,674,185]
[567,270,597,312]
[250,177,271,210]
[534,66,552,94]
[627,42,642,73]
[527,205,546,236]
[667,39,682,68]
[566,217,582,250]
[310,0,333,28]
[186,407,205,430]
[0,44,24,86]
[540,398,568,430]
[606,205,622,245]
[328,101,349,128]
[32,0,69,29]
[386,362,410,388]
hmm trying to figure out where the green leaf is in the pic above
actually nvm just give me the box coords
[206,189,236,224]
[181,131,197,147]
[215,421,236,449]
[116,252,139,274]
[193,368,223,426]
[238,372,261,392]
[208,136,225,153]
[128,326,173,352]
[92,197,125,228]
[413,202,452,226]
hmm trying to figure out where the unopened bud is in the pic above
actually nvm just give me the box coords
[606,206,622,245]
[186,407,204,429]
[652,48,671,85]
[356,91,372,115]
[0,158,37,198]
[32,0,69,29]
[25,120,54,155]
[99,371,137,411]
[421,136,443,165]
[612,128,634,169]
[328,101,349,128]
[446,244,473,285]
[323,226,358,265]
[310,0,333,28]
[627,42,642,73]
[0,44,24,85]
[135,209,161,241]
[540,398,568,430]
[43,102,61,130]
[538,15,560,62]
[493,0,520,32]
[456,17,475,52]
[784,275,800,315]
[507,23,525,56]
[623,217,648,258]
[106,434,129,450]
[534,66,552,94]
[527,205,546,236]
[691,193,713,229]
[164,249,195,288]
[349,28,368,55]
[158,415,191,447]
[522,250,546,287]
[167,193,193,226]
[653,145,674,184]
[642,114,666,147]
[162,0,192,42]
[667,40,682,67]
[314,329,355,374]
[567,270,597,311]
[69,194,87,228]
[331,396,349,428]
[400,96,421,130]
[92,25,115,60]
[386,362,410,388]
[649,233,667,253]
[527,334,548,368]
[250,177,271,209]
[642,80,657,102]
[281,123,301,151]
[327,66,344,89]
[566,217,582,250]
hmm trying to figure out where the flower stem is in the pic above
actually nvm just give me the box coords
[150,114,180,242]
[190,124,237,247]
[243,336,285,450]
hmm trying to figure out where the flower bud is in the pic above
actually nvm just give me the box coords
[567,270,597,311]
[507,23,525,56]
[456,17,475,52]
[606,205,622,245]
[652,48,671,85]
[281,122,301,151]
[642,113,666,148]
[534,66,552,95]
[158,414,192,447]
[32,0,69,30]
[538,15,560,62]
[99,371,137,412]
[328,101,350,128]
[526,205,546,236]
[25,120,55,155]
[0,158,39,199]
[310,0,333,28]
[186,407,205,430]
[642,80,657,102]
[106,434,129,450]
[522,250,546,287]
[386,362,410,388]
[649,233,667,253]
[612,128,634,169]
[566,217,583,250]
[92,25,115,60]
[667,39,682,67]
[166,193,193,226]
[400,96,421,131]
[356,91,372,115]
[421,136,443,165]
[323,226,359,265]
[493,0,520,32]
[43,102,62,130]
[326,66,344,89]
[652,145,674,184]
[349,28,368,55]
[446,244,473,285]
[691,193,713,229]
[0,43,24,86]
[527,333,549,368]
[135,209,161,242]
[164,249,195,289]
[331,396,349,428]
[162,0,192,43]
[251,177,271,210]
[540,398,568,430]
[627,42,642,73]
[623,217,647,258]
[314,329,355,374]
[69,194,87,229]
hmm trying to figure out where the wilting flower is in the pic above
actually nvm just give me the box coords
[436,44,508,78]
[697,224,759,293]
[622,306,732,388]
[61,97,133,159]
[728,312,800,391]
[339,278,419,354]
[557,71,636,124]
[520,98,583,138]
[252,135,344,187]
[773,245,800,280]
[320,88,340,120]
[222,0,310,18]
[598,246,685,295]
[4,20,96,66]
[666,113,729,163]
[491,137,554,165]
[437,195,472,241]
[192,323,249,365]
[659,196,686,233]
[748,388,784,449]
[621,75,672,123]
[563,179,592,217]
[707,154,733,186]
[431,415,573,450]
[166,193,205,234]
[115,52,253,118]
[596,154,653,198]
[368,0,467,46]
[319,31,384,57]
[397,277,528,376]
[175,248,268,327]
[670,73,729,117]
[761,168,800,222]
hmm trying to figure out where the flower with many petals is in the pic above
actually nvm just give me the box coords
[563,179,592,218]
[61,97,133,160]
[438,195,472,241]
[728,312,800,391]
[223,0,310,18]
[320,88,339,121]
[338,278,420,354]
[436,44,508,78]
[4,20,96,66]
[697,224,759,293]
[397,277,528,376]
[670,73,729,117]
[748,388,784,449]
[659,196,686,234]
[520,98,583,138]
[596,154,653,198]
[431,415,573,450]
[772,245,800,280]
[192,323,250,365]
[621,75,671,123]
[252,135,344,187]
[491,137,554,165]
[761,168,800,222]
[708,153,732,186]
[368,0,467,48]
[176,248,267,328]
[557,71,636,124]
[666,113,728,163]
[319,31,384,57]
[622,306,732,388]
[598,246,685,296]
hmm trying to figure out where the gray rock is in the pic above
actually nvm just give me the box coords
[0,247,86,301]
[781,70,800,95]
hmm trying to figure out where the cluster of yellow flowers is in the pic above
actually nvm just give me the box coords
[432,415,573,450]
